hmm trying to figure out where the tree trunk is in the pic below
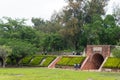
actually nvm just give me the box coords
[2,59,5,68]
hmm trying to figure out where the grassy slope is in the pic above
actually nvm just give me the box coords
[0,68,120,80]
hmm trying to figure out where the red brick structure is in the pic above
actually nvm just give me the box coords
[81,45,111,70]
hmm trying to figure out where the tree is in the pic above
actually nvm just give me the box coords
[32,17,62,33]
[83,14,103,45]
[84,0,108,23]
[0,17,27,39]
[0,17,41,49]
[0,45,12,67]
[112,46,120,58]
[102,15,120,45]
[55,0,109,50]
[41,33,64,52]
[7,40,38,65]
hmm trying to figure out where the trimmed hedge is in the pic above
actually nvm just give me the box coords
[56,56,86,67]
[29,55,57,67]
[19,56,33,66]
[67,57,85,66]
[41,56,56,67]
[57,56,71,66]
[29,56,44,66]
[103,57,120,69]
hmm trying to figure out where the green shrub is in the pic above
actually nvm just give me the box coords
[67,57,85,66]
[29,56,44,66]
[56,56,71,66]
[19,56,33,66]
[56,56,86,67]
[103,57,120,69]
[41,56,56,67]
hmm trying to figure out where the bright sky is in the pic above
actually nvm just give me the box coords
[106,0,120,14]
[0,0,120,25]
[0,0,66,20]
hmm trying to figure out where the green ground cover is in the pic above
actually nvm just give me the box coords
[0,68,120,80]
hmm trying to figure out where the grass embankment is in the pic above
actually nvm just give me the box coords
[0,68,120,80]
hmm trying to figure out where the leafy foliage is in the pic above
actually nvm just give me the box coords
[56,56,85,67]
[19,56,33,66]
[103,57,120,69]
[29,56,44,66]
[112,47,120,58]
[40,56,56,67]
[7,39,37,64]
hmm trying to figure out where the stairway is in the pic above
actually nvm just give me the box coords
[81,56,95,70]
[80,56,89,70]
[48,56,61,68]
[98,57,108,71]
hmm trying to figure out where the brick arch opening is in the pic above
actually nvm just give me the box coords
[0,57,3,67]
[91,53,104,69]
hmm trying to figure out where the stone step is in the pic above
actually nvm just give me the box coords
[48,56,61,68]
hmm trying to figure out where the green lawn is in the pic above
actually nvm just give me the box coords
[0,68,120,80]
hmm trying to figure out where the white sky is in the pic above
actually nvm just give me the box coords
[106,0,120,14]
[0,0,120,25]
[0,0,66,20]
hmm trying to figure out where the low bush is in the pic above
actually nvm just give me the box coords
[56,56,86,67]
[41,56,56,67]
[19,56,33,66]
[103,57,120,69]
[56,56,72,66]
[29,56,44,66]
[67,57,85,66]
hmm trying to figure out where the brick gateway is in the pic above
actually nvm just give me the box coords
[81,45,110,70]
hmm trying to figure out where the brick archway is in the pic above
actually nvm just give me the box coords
[81,45,110,70]
[91,53,104,69]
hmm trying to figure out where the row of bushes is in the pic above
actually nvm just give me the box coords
[56,56,85,67]
[6,55,57,67]
[103,57,120,69]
